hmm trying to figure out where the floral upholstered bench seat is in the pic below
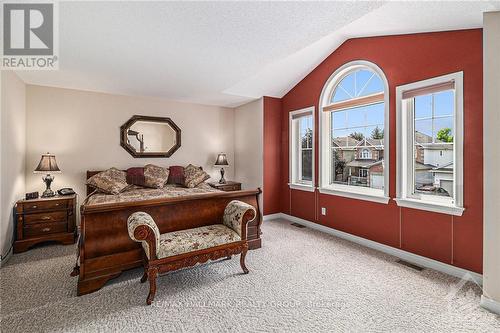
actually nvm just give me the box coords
[127,200,256,305]
[147,224,241,259]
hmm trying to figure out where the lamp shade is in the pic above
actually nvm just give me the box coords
[214,153,229,166]
[34,153,61,173]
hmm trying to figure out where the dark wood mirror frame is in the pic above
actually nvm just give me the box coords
[120,115,181,158]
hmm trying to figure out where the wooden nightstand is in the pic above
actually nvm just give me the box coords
[14,194,77,253]
[209,181,242,192]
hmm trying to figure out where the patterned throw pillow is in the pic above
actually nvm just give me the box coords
[144,164,170,188]
[87,167,130,194]
[126,167,146,187]
[167,166,185,185]
[184,164,210,188]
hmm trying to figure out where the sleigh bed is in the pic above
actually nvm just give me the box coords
[74,171,262,295]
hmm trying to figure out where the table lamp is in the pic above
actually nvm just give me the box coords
[214,153,229,184]
[34,153,61,197]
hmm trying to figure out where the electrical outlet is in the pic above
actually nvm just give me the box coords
[321,207,327,215]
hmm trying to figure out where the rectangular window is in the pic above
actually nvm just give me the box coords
[290,107,314,191]
[359,169,368,178]
[396,72,464,216]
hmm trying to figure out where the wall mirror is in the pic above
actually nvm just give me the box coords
[120,115,181,158]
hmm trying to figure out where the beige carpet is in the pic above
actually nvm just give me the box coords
[1,218,499,332]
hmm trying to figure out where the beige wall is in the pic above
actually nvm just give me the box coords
[0,71,26,259]
[25,85,235,203]
[234,98,263,205]
[482,11,500,314]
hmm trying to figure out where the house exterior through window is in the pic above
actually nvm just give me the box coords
[319,61,390,203]
[396,72,464,216]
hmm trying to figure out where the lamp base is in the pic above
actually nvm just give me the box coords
[41,188,55,198]
[218,168,226,184]
[42,174,56,198]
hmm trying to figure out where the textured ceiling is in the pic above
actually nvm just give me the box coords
[15,1,500,107]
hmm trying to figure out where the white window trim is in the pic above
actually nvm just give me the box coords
[318,60,390,204]
[289,183,316,192]
[318,186,390,204]
[289,106,315,192]
[395,71,464,216]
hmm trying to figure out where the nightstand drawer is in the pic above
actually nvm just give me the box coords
[24,221,67,237]
[24,200,67,213]
[24,211,67,225]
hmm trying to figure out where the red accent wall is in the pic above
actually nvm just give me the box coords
[272,29,483,273]
[263,97,282,215]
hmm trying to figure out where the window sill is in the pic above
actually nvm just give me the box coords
[318,186,390,204]
[289,183,315,192]
[394,198,464,216]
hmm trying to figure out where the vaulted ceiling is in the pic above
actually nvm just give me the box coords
[16,1,500,107]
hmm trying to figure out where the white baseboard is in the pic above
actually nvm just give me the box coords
[266,213,483,284]
[481,295,500,315]
[0,246,13,267]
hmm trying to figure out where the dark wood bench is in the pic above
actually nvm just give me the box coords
[127,200,256,305]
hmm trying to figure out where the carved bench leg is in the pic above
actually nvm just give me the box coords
[240,248,249,274]
[146,267,158,305]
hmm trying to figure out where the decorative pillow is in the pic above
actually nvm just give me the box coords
[87,167,130,194]
[144,164,170,189]
[184,164,210,188]
[167,166,185,185]
[126,167,145,187]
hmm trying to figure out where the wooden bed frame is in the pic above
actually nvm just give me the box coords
[74,171,262,295]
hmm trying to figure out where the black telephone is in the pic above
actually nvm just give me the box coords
[58,188,75,196]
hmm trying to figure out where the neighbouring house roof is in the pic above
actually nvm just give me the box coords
[415,131,433,144]
[415,131,452,149]
[356,138,384,148]
[415,161,436,170]
[346,159,382,168]
[332,137,360,148]
[421,142,453,150]
[431,161,454,172]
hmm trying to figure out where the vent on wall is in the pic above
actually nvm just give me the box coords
[291,223,306,229]
[396,259,425,271]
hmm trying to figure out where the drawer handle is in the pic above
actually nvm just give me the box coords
[41,216,52,220]
[55,203,59,206]
[32,205,37,209]
[42,228,50,232]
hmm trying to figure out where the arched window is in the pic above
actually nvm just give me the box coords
[361,149,371,159]
[319,61,389,203]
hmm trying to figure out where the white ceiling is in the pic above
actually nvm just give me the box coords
[16,1,500,107]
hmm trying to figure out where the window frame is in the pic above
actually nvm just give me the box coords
[318,61,390,204]
[395,71,464,216]
[289,106,315,192]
